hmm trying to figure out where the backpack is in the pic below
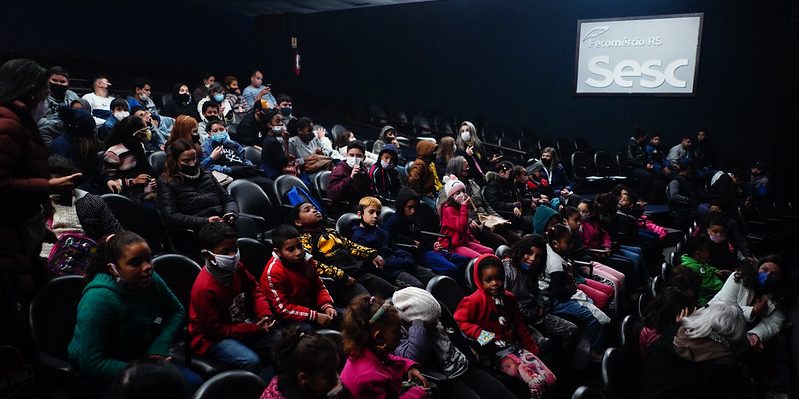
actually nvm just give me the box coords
[47,232,96,277]
[286,185,326,216]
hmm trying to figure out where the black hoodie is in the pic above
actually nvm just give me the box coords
[383,188,435,251]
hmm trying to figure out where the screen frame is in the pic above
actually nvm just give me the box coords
[573,12,704,97]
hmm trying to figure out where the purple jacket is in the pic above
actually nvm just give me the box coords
[328,162,372,204]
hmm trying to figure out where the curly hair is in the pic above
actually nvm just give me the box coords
[734,254,792,309]
[341,295,398,357]
[273,326,339,379]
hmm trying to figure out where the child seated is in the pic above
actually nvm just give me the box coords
[541,224,610,361]
[454,254,556,398]
[678,235,730,306]
[341,295,430,399]
[577,199,642,287]
[439,176,493,258]
[618,191,667,240]
[504,236,579,366]
[262,225,337,328]
[639,288,695,355]
[291,202,396,302]
[189,222,277,376]
[260,326,347,399]
[392,287,516,399]
[699,214,738,271]
[383,188,469,278]
[352,196,435,289]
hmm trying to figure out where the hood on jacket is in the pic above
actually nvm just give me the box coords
[396,187,420,211]
[380,125,396,140]
[533,205,560,234]
[84,272,152,298]
[472,254,505,295]
[416,140,437,160]
[673,326,738,365]
[378,143,399,162]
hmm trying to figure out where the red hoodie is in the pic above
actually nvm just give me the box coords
[453,254,539,354]
[261,253,334,323]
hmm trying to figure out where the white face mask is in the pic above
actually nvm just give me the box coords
[212,250,240,272]
[346,156,362,167]
[114,111,130,120]
[454,192,467,203]
[380,160,394,170]
[272,125,285,134]
[140,94,150,102]
[460,131,471,142]
[31,99,48,122]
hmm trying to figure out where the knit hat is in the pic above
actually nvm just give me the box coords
[442,175,466,199]
[392,287,441,323]
[379,143,399,160]
[528,161,545,173]
[532,204,560,234]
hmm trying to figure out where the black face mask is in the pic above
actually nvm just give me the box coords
[177,93,191,103]
[541,158,552,167]
[180,164,200,177]
[299,132,313,143]
[50,84,68,99]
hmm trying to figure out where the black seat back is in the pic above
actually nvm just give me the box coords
[238,238,270,280]
[495,245,511,259]
[29,275,85,362]
[426,276,466,314]
[227,180,276,228]
[193,370,265,399]
[594,150,617,177]
[379,207,396,226]
[570,151,595,179]
[601,348,631,399]
[273,174,312,208]
[314,170,332,199]
[572,386,604,399]
[148,151,167,177]
[336,213,360,238]
[243,146,262,165]
[152,254,202,311]
[101,193,163,250]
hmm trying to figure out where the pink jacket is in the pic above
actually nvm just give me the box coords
[439,202,476,249]
[580,219,612,250]
[341,348,428,399]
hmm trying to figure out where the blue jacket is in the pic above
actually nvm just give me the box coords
[352,224,414,279]
[200,138,251,174]
[644,143,669,172]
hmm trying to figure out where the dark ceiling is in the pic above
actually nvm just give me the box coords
[196,0,440,15]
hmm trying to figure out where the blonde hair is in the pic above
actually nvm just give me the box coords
[358,196,382,212]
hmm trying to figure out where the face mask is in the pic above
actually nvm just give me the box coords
[50,84,68,99]
[134,127,152,143]
[380,160,394,170]
[140,93,150,102]
[460,131,471,142]
[326,379,343,397]
[519,262,531,272]
[177,93,190,103]
[211,131,228,143]
[280,107,292,117]
[179,164,200,177]
[213,250,240,272]
[454,192,467,203]
[213,93,225,102]
[708,233,725,243]
[114,111,130,120]
[31,99,48,122]
[541,158,552,167]
[300,132,313,142]
[272,125,285,134]
[757,271,771,288]
[346,156,362,167]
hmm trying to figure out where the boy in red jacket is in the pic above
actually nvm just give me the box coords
[189,222,277,376]
[262,224,337,328]
[454,254,556,398]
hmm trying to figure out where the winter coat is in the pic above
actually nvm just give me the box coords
[407,141,437,197]
[709,274,785,342]
[341,348,428,399]
[157,171,238,230]
[328,161,372,204]
[679,254,723,306]
[625,138,648,168]
[439,201,477,249]
[261,254,334,324]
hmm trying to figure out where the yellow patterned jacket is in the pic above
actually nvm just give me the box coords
[299,228,377,282]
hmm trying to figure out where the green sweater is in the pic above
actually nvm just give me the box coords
[680,254,724,306]
[68,272,185,380]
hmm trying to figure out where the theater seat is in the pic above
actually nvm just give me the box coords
[29,275,84,377]
[572,386,605,399]
[238,237,270,280]
[227,179,277,242]
[148,151,167,177]
[426,275,465,314]
[192,370,265,399]
[335,213,360,237]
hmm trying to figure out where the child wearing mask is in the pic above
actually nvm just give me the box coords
[260,327,348,399]
[618,192,667,241]
[699,214,738,271]
[291,202,395,302]
[327,140,372,206]
[262,225,337,329]
[439,175,493,258]
[341,295,430,399]
[541,224,610,361]
[679,235,730,306]
[454,254,556,398]
[369,144,402,202]
[189,222,277,377]
[352,196,436,289]
[383,188,469,278]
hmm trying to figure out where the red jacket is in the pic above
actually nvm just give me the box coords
[439,202,476,249]
[189,265,273,354]
[454,254,539,354]
[261,254,334,323]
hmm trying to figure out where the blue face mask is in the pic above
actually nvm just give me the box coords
[213,93,225,102]
[211,131,228,143]
[757,271,770,287]
[280,107,292,117]
[519,262,531,271]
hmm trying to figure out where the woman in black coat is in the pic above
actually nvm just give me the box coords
[157,139,238,231]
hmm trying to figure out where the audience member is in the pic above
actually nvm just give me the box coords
[51,108,101,187]
[438,175,493,258]
[109,360,191,399]
[407,140,439,208]
[127,78,159,116]
[456,121,497,185]
[157,139,238,231]
[192,72,215,103]
[678,235,730,306]
[484,161,533,234]
[38,66,80,145]
[237,98,275,147]
[289,117,342,183]
[69,231,201,396]
[262,225,337,328]
[224,75,247,122]
[538,147,573,195]
[625,127,653,200]
[435,135,457,177]
[454,254,556,398]
[639,287,695,355]
[369,143,402,202]
[82,75,115,121]
[164,115,201,154]
[242,70,276,109]
[161,83,199,120]
[197,83,233,125]
[98,98,130,141]
[197,101,221,142]
[259,108,294,179]
[373,125,399,153]
[190,222,277,377]
[328,140,372,207]
[666,135,693,169]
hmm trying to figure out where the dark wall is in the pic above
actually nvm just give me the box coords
[0,1,257,91]
[258,0,793,165]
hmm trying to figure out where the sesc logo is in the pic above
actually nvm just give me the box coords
[585,56,689,89]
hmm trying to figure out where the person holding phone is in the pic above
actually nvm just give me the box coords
[242,70,276,110]
[101,115,156,201]
[328,140,373,207]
